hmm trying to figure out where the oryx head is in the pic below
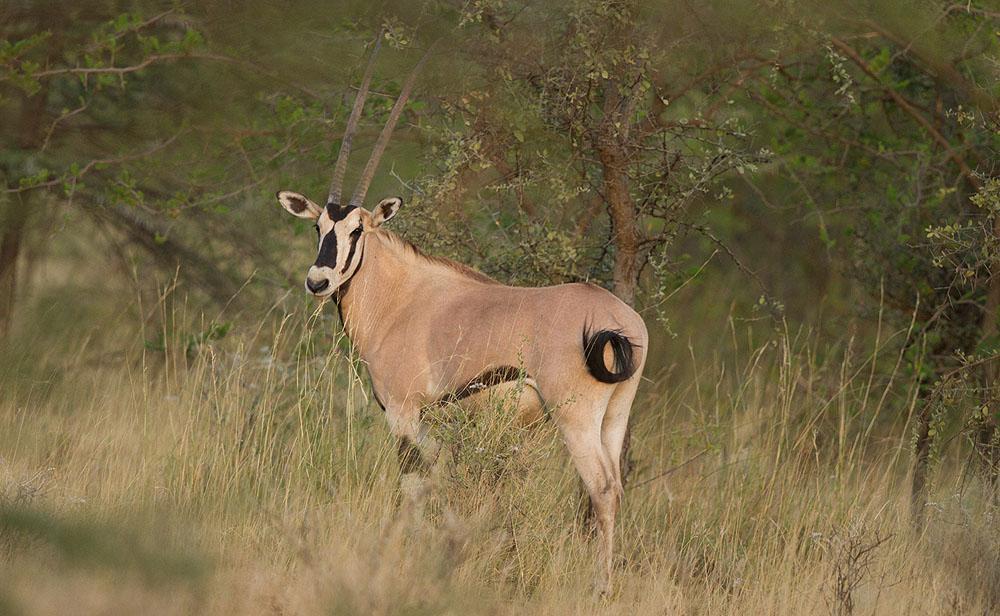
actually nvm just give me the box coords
[276,32,426,298]
[277,192,400,297]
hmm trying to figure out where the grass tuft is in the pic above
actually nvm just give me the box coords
[0,299,996,614]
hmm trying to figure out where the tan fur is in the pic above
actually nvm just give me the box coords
[377,231,501,285]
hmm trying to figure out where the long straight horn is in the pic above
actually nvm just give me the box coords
[348,44,434,208]
[327,33,382,208]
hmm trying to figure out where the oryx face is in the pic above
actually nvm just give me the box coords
[277,191,401,297]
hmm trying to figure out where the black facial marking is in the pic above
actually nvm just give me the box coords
[437,366,524,405]
[315,230,339,268]
[334,248,363,311]
[326,203,358,221]
[340,226,363,274]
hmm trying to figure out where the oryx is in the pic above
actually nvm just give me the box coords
[274,36,647,594]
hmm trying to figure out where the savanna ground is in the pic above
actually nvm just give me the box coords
[0,230,996,616]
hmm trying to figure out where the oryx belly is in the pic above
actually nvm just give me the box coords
[437,368,545,426]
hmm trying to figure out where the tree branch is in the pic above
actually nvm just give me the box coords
[33,52,239,78]
[4,133,179,193]
[829,37,981,190]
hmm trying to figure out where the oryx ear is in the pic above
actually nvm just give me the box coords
[277,191,322,220]
[371,197,401,227]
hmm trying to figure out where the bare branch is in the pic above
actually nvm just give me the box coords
[39,98,89,153]
[32,52,236,78]
[4,133,180,194]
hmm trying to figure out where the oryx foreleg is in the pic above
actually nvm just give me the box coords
[385,402,439,508]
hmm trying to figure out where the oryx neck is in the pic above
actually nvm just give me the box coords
[336,229,499,356]
[336,230,426,355]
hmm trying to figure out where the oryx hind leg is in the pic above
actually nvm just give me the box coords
[552,390,619,595]
[601,372,643,491]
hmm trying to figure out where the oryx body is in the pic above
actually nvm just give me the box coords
[274,34,647,594]
[337,225,647,465]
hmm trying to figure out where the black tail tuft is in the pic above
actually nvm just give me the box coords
[582,328,637,383]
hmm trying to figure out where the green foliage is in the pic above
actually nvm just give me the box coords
[927,179,1000,295]
[0,32,50,96]
[393,0,773,298]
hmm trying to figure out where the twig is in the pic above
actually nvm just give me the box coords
[634,448,710,488]
[943,3,1000,20]
[678,221,782,319]
[640,249,718,315]
[39,98,89,152]
[82,9,177,54]
[4,133,180,194]
[33,52,237,78]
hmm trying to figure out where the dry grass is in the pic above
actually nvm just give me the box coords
[0,295,997,615]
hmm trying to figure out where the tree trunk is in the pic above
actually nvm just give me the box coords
[593,91,644,496]
[0,89,48,339]
[599,138,642,487]
[0,199,28,337]
[597,133,641,306]
[911,339,951,527]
